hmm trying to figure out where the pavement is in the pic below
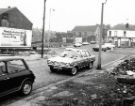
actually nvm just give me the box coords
[6,55,126,106]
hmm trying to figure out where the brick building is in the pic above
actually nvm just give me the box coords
[72,25,100,42]
[0,7,32,30]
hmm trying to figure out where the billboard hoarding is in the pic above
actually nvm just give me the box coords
[0,27,32,48]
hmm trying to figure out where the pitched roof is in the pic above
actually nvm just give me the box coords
[111,24,135,31]
[0,7,15,15]
[72,25,99,32]
[0,7,32,30]
[0,7,32,24]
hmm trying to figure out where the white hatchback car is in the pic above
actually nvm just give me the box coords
[73,43,82,47]
[103,43,116,50]
[82,42,90,45]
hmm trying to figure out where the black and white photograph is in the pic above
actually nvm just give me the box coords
[0,0,135,106]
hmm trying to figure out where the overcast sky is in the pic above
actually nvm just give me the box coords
[0,0,135,32]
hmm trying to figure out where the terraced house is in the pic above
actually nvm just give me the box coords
[107,24,135,47]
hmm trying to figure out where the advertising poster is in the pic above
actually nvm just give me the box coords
[0,27,32,47]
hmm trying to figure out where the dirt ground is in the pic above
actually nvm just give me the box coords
[31,70,135,106]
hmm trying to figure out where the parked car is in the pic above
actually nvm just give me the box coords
[47,48,95,75]
[73,43,82,47]
[0,58,35,98]
[103,43,116,50]
[93,44,107,52]
[82,42,90,45]
[90,41,96,44]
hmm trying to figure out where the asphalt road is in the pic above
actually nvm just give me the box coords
[0,45,130,105]
[29,45,126,89]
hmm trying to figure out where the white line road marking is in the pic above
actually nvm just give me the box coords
[102,56,125,67]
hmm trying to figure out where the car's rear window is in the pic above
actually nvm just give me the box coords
[60,50,80,58]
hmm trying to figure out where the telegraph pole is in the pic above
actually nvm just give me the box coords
[97,0,107,69]
[41,0,46,58]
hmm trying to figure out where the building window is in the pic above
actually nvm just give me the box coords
[109,31,111,37]
[82,32,84,37]
[79,32,81,37]
[114,31,117,37]
[73,32,76,36]
[84,32,87,36]
[124,31,126,37]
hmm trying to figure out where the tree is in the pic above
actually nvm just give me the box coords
[32,28,42,42]
[125,23,129,29]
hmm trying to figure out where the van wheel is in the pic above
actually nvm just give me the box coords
[70,67,78,76]
[20,80,32,96]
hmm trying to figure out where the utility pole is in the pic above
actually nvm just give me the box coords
[97,0,107,69]
[41,0,46,58]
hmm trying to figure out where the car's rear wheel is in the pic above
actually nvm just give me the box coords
[88,62,93,69]
[70,67,78,76]
[103,48,106,52]
[20,80,32,96]
[50,66,56,73]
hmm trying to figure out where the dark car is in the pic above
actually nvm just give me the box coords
[93,45,107,52]
[0,58,35,98]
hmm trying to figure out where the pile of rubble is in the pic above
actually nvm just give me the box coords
[112,57,135,76]
[109,57,135,105]
[111,57,135,85]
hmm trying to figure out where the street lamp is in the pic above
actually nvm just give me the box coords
[97,0,107,69]
[48,8,55,46]
[41,0,47,58]
[49,8,55,32]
